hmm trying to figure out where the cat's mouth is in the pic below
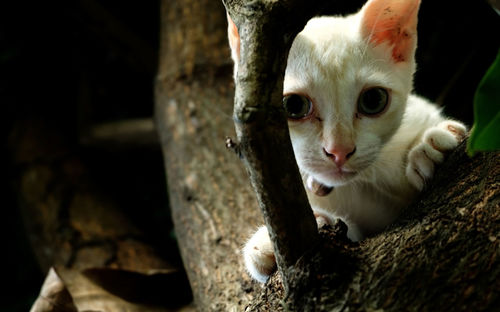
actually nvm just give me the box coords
[306,175,334,196]
[305,166,357,196]
[328,164,356,176]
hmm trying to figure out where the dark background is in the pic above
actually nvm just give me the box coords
[1,0,498,311]
[1,1,164,310]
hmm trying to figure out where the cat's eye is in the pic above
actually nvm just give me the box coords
[283,94,312,120]
[357,87,389,116]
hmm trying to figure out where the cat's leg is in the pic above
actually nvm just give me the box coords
[243,218,330,282]
[243,210,360,282]
[243,211,336,282]
[406,120,467,190]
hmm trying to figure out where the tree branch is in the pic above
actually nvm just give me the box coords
[222,0,343,292]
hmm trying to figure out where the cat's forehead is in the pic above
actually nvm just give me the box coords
[284,16,366,94]
[301,15,360,41]
[287,15,366,74]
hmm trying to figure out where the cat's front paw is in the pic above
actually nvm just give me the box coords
[406,120,467,190]
[243,212,333,283]
[243,226,276,283]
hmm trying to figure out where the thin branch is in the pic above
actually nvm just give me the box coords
[222,0,338,292]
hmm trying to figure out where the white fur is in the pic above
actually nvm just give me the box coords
[243,226,276,283]
[236,1,466,283]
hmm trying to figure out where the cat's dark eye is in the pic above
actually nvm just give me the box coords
[357,87,389,116]
[283,94,312,120]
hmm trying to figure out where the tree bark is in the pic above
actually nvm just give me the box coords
[223,0,320,292]
[155,0,263,310]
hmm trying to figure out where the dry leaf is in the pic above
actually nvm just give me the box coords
[31,266,192,312]
[30,267,78,312]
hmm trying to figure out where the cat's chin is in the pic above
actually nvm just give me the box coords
[312,169,357,188]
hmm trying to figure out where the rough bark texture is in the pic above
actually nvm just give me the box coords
[224,0,320,292]
[155,0,262,310]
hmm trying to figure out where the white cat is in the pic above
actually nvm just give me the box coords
[227,0,467,283]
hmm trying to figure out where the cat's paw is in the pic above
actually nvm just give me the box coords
[406,120,467,190]
[244,213,333,283]
[313,210,335,228]
[243,226,276,283]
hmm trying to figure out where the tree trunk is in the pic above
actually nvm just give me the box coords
[155,0,263,310]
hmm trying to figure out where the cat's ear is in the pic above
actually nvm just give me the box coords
[360,0,421,63]
[226,12,240,65]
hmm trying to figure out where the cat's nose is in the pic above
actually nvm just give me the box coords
[323,145,356,167]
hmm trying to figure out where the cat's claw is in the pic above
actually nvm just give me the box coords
[406,120,467,191]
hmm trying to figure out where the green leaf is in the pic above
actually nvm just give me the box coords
[467,49,500,156]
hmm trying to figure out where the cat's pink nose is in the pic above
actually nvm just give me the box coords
[323,145,356,167]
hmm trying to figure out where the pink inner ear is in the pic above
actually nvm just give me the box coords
[361,0,421,63]
[226,13,240,61]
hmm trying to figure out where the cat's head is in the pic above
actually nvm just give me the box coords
[284,0,421,187]
[226,0,421,188]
